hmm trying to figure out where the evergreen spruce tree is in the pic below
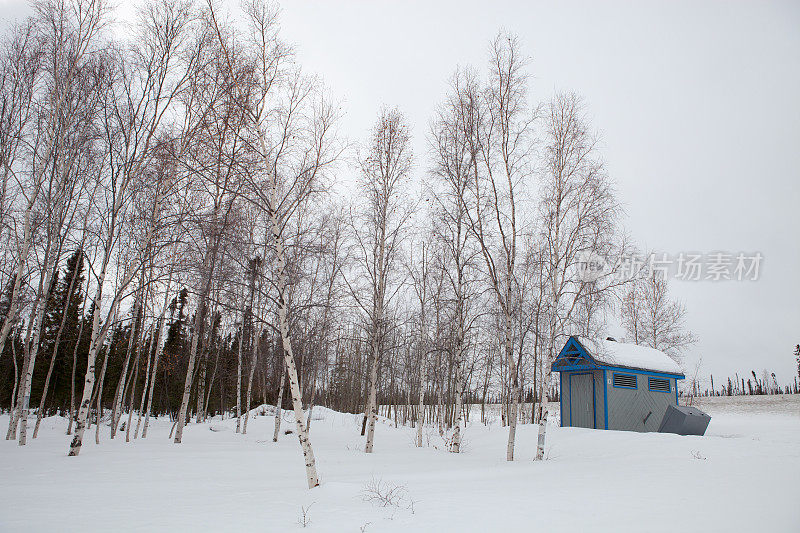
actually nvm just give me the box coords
[34,249,85,415]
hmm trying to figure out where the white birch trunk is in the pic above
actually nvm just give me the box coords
[364,343,380,453]
[504,306,518,461]
[235,317,244,433]
[242,327,261,435]
[173,243,216,444]
[305,374,317,431]
[0,208,33,367]
[69,222,137,456]
[16,257,59,445]
[416,361,426,447]
[124,356,139,442]
[142,268,175,438]
[272,369,285,442]
[94,342,112,445]
[134,327,157,439]
[450,356,466,453]
[67,291,89,435]
[110,291,142,439]
[364,225,387,454]
[535,343,554,461]
[269,198,319,488]
[449,290,467,452]
[68,268,113,456]
[535,369,551,460]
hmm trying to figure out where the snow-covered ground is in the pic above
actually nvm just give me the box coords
[1,396,798,532]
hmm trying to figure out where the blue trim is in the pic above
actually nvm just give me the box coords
[559,372,564,427]
[648,376,672,393]
[553,364,597,372]
[601,365,684,380]
[553,363,684,380]
[675,382,679,406]
[602,369,609,430]
[568,372,596,429]
[589,372,597,429]
[612,372,638,390]
[556,337,591,359]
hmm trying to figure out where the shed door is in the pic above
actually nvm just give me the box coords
[570,373,595,428]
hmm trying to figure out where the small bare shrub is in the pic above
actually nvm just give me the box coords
[298,503,314,528]
[361,478,407,507]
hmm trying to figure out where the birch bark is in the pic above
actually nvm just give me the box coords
[269,192,319,487]
[68,288,88,435]
[110,288,142,438]
[235,314,244,433]
[416,360,426,448]
[272,368,285,442]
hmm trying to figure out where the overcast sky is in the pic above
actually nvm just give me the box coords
[1,0,798,387]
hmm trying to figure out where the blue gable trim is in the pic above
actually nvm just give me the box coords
[551,337,598,371]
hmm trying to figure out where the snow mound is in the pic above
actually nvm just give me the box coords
[247,404,278,417]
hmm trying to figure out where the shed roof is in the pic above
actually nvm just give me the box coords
[575,336,683,375]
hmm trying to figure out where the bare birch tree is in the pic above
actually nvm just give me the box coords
[350,108,412,454]
[207,0,342,488]
[69,0,197,456]
[535,92,621,460]
[457,34,533,461]
[621,272,696,362]
[7,0,106,445]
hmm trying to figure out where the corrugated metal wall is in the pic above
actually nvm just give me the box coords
[561,369,675,432]
[605,373,676,432]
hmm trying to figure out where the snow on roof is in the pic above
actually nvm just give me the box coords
[576,337,683,375]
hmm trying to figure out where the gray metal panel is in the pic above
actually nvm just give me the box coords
[561,369,605,429]
[658,405,711,435]
[561,371,571,426]
[594,370,606,429]
[606,373,676,432]
[569,373,595,428]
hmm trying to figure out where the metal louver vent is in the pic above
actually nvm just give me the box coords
[648,377,671,392]
[613,373,637,389]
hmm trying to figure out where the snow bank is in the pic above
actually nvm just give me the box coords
[1,397,798,532]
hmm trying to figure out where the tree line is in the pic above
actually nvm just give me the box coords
[0,0,701,487]
[693,369,799,398]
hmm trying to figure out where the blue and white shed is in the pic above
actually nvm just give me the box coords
[552,336,685,432]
